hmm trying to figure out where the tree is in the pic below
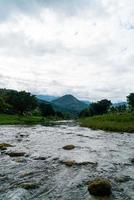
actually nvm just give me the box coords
[127,93,134,111]
[39,103,55,117]
[110,106,117,113]
[117,104,127,112]
[79,99,111,117]
[79,108,93,118]
[56,111,64,119]
[89,99,111,115]
[98,99,112,114]
[6,91,37,115]
[0,96,7,113]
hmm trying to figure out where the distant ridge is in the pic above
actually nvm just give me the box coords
[113,102,127,107]
[36,95,58,102]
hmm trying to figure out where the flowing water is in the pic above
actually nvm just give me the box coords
[0,121,134,200]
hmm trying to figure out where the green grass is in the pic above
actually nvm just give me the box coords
[0,114,58,125]
[79,112,134,133]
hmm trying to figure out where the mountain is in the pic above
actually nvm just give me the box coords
[113,102,127,107]
[36,95,58,102]
[52,94,89,117]
[81,100,91,105]
[37,98,50,105]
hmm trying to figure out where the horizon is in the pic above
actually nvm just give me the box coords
[0,0,134,101]
[36,93,127,103]
[0,87,127,103]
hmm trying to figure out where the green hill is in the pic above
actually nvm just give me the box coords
[52,94,88,118]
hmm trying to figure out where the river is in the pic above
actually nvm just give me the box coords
[0,121,134,200]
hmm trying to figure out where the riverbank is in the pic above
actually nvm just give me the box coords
[79,112,134,133]
[0,114,58,125]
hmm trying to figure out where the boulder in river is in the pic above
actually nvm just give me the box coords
[88,178,112,197]
[63,144,75,150]
[6,152,26,157]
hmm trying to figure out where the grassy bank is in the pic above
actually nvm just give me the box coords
[0,114,58,125]
[79,112,134,133]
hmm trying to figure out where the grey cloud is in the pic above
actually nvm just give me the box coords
[0,0,134,101]
[41,0,106,17]
[0,0,42,21]
[0,0,107,21]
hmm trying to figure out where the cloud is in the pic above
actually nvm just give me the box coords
[0,0,134,101]
[0,0,107,21]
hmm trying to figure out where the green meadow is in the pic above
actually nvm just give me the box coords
[79,112,134,133]
[0,114,57,125]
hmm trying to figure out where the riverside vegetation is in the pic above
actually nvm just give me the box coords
[0,114,59,125]
[79,93,134,133]
[0,89,64,125]
[1,88,134,133]
[79,112,134,133]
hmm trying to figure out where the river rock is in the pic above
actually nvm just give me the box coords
[6,152,26,157]
[61,160,97,167]
[63,144,75,150]
[34,156,47,160]
[61,160,76,167]
[0,143,13,150]
[129,158,134,163]
[76,161,98,166]
[20,182,39,190]
[88,178,112,197]
[16,158,27,163]
[0,147,7,151]
[20,134,25,137]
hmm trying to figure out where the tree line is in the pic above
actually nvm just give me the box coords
[0,89,63,118]
[79,93,134,118]
[1,88,134,118]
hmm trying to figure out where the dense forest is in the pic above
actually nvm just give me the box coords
[0,89,61,118]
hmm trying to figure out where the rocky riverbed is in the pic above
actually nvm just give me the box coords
[0,121,134,200]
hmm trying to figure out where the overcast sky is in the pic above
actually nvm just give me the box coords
[0,0,134,101]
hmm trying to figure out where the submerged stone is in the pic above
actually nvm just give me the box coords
[0,147,7,150]
[6,152,25,157]
[115,176,131,183]
[33,156,47,160]
[19,171,35,178]
[61,160,97,167]
[129,158,134,163]
[61,160,76,167]
[16,158,27,163]
[63,144,75,150]
[19,182,39,190]
[76,161,98,166]
[88,178,112,197]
